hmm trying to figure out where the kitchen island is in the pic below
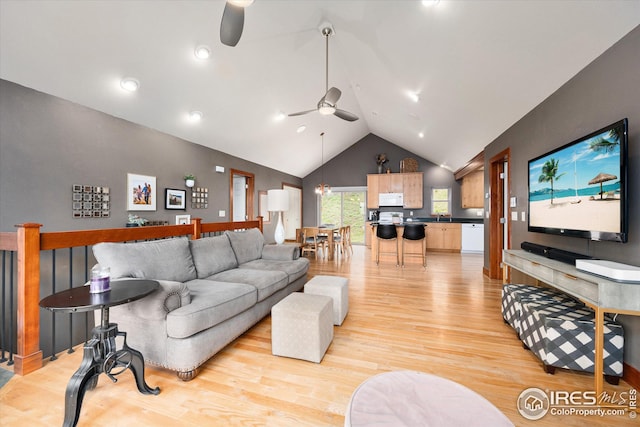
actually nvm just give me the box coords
[368,218,483,264]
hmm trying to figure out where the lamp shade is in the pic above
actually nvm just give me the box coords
[267,189,289,212]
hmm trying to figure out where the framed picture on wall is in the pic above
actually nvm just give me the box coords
[175,214,191,225]
[127,173,156,211]
[258,190,270,223]
[165,188,186,210]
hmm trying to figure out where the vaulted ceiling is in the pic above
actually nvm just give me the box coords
[1,1,638,177]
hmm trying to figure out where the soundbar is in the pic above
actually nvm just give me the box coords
[520,241,549,256]
[520,242,591,265]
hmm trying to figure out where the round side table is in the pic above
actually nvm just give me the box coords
[40,279,160,427]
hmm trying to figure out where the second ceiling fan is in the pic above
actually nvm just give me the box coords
[288,26,359,122]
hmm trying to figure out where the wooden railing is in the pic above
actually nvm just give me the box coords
[0,217,263,376]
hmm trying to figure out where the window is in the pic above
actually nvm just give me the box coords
[431,187,451,215]
[318,188,366,244]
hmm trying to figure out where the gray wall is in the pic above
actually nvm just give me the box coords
[302,133,481,226]
[484,26,640,369]
[0,79,301,242]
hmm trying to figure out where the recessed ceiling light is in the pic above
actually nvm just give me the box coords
[188,111,203,122]
[120,77,140,92]
[274,111,286,121]
[229,0,254,6]
[296,125,306,133]
[418,132,425,138]
[407,91,420,103]
[194,45,211,60]
[422,0,440,7]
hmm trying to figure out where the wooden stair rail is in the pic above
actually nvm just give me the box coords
[7,218,264,376]
[14,223,44,375]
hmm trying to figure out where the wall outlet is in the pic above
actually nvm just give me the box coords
[215,166,225,173]
[476,210,484,217]
[218,210,226,217]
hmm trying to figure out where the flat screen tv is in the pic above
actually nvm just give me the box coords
[528,118,628,243]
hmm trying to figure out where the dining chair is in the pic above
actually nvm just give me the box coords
[302,227,328,259]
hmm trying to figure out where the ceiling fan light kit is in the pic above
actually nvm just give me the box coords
[288,24,359,122]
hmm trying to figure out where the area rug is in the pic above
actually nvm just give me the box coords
[0,367,14,389]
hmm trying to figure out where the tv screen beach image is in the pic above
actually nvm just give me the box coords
[529,127,622,234]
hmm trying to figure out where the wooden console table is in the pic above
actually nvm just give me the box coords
[502,249,640,395]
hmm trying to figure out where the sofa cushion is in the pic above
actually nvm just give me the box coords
[93,237,197,282]
[166,280,257,339]
[208,268,288,302]
[189,235,238,278]
[261,244,300,260]
[225,229,264,264]
[240,258,309,283]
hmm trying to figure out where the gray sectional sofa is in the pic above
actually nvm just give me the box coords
[92,228,309,380]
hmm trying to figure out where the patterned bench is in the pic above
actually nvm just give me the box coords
[502,284,624,385]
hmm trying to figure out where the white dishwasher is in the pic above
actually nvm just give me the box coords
[461,223,484,253]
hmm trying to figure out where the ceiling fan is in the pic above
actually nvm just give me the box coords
[220,0,254,47]
[288,26,359,122]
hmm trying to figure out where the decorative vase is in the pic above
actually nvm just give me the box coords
[185,179,195,188]
[377,165,383,174]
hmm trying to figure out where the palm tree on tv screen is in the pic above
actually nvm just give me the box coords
[589,129,620,153]
[538,158,565,205]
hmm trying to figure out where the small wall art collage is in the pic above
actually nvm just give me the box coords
[191,187,208,209]
[72,184,110,218]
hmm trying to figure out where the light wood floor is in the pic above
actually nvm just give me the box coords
[0,247,636,426]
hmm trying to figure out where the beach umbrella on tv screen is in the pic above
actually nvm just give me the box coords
[588,172,617,199]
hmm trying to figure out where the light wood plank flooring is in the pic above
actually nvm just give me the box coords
[0,247,636,426]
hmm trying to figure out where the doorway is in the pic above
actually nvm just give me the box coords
[230,169,254,221]
[489,148,511,280]
[282,183,302,241]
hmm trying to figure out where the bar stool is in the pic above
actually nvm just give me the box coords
[402,224,426,267]
[376,224,399,266]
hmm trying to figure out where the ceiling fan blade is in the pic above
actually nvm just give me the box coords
[288,109,316,117]
[323,87,342,105]
[334,109,359,122]
[220,2,245,47]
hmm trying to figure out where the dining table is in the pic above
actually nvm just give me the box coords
[298,226,340,260]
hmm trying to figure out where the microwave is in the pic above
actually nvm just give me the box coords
[378,192,404,207]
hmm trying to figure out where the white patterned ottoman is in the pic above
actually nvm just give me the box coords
[519,298,624,384]
[501,283,582,339]
[271,292,334,363]
[304,275,349,325]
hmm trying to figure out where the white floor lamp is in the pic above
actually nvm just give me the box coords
[267,189,289,245]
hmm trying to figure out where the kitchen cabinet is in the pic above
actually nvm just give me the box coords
[366,172,423,209]
[426,222,461,251]
[402,173,423,208]
[461,170,484,208]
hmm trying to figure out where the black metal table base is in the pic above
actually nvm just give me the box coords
[63,322,159,427]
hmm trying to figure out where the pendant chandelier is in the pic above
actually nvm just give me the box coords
[315,132,331,196]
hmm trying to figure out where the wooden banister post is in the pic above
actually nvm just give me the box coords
[191,218,202,240]
[257,216,264,233]
[14,223,43,375]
